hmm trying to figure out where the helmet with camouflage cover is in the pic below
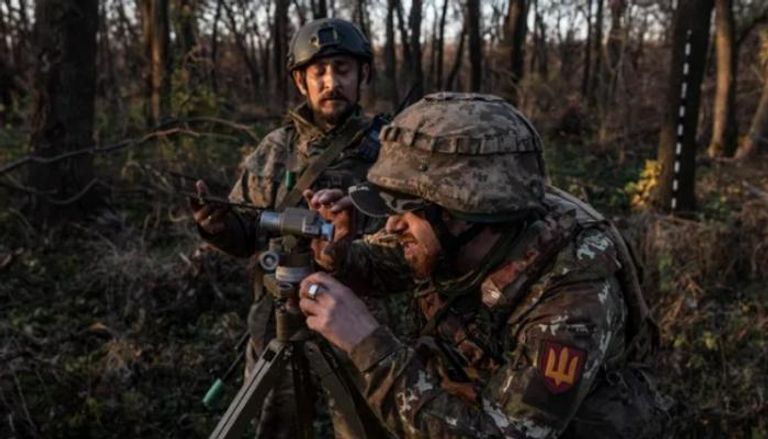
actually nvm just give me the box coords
[349,92,547,222]
[287,18,373,72]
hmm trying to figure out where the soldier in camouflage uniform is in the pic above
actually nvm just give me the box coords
[298,93,671,438]
[191,18,404,438]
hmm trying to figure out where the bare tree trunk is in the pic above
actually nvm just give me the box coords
[116,0,140,81]
[384,0,398,108]
[736,46,768,159]
[529,0,538,74]
[177,0,197,58]
[632,12,648,71]
[502,0,527,103]
[176,0,200,113]
[98,1,122,123]
[223,0,260,100]
[534,7,548,78]
[582,0,592,96]
[0,2,8,63]
[467,0,481,92]
[354,0,368,37]
[152,0,171,123]
[293,0,307,25]
[210,0,222,93]
[0,3,18,126]
[589,0,605,105]
[654,0,714,213]
[7,0,31,76]
[314,0,327,19]
[27,0,100,222]
[427,2,438,92]
[708,0,737,157]
[262,0,273,90]
[445,19,467,90]
[395,0,412,87]
[606,0,626,90]
[142,0,171,126]
[274,0,289,105]
[409,0,424,99]
[435,0,448,89]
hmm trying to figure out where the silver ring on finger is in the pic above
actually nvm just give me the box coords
[307,283,321,301]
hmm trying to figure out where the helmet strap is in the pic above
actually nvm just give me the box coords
[423,205,485,257]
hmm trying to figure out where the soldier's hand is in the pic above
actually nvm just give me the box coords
[303,189,355,269]
[304,188,354,214]
[298,272,379,353]
[190,180,230,235]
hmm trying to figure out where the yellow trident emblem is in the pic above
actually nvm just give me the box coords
[542,344,583,391]
[544,347,579,386]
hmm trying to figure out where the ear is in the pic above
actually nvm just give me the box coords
[293,70,308,96]
[360,63,371,84]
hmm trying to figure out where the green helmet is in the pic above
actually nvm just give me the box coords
[349,92,547,222]
[287,18,373,72]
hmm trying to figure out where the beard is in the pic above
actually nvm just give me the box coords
[400,237,438,280]
[312,91,354,126]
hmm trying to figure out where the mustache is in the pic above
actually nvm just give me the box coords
[319,91,349,102]
[397,233,417,245]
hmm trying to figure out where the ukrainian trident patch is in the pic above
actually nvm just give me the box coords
[539,341,586,394]
[522,339,589,416]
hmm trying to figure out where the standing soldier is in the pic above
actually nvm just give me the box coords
[300,93,672,438]
[190,18,401,438]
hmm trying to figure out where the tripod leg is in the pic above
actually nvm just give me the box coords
[291,341,315,439]
[303,341,392,439]
[209,339,291,439]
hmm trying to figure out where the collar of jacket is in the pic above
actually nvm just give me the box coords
[287,102,365,144]
[429,222,525,300]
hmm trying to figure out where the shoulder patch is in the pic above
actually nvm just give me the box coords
[539,340,586,394]
[522,339,588,417]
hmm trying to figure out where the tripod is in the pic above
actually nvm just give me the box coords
[209,236,390,439]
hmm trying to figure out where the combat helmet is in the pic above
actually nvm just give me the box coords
[350,92,547,223]
[287,18,373,72]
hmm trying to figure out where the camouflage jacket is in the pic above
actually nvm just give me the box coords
[200,103,381,257]
[341,188,663,438]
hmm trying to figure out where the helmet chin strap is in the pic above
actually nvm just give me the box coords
[423,205,485,258]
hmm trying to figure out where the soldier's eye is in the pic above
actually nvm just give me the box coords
[308,65,325,77]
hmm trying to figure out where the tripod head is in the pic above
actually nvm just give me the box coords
[202,207,333,409]
[256,207,335,342]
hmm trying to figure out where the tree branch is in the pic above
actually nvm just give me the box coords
[0,116,263,177]
[736,7,768,47]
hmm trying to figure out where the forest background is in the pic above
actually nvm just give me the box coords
[0,0,767,437]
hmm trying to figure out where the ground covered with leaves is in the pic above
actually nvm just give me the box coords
[1,126,766,438]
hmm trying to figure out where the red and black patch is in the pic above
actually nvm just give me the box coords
[538,340,586,394]
[523,340,589,416]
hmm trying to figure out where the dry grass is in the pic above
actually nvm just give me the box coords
[621,161,768,437]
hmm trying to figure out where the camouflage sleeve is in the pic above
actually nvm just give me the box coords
[334,230,416,295]
[198,127,292,257]
[347,228,627,438]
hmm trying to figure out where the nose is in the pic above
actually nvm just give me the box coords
[323,68,339,92]
[385,215,407,234]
